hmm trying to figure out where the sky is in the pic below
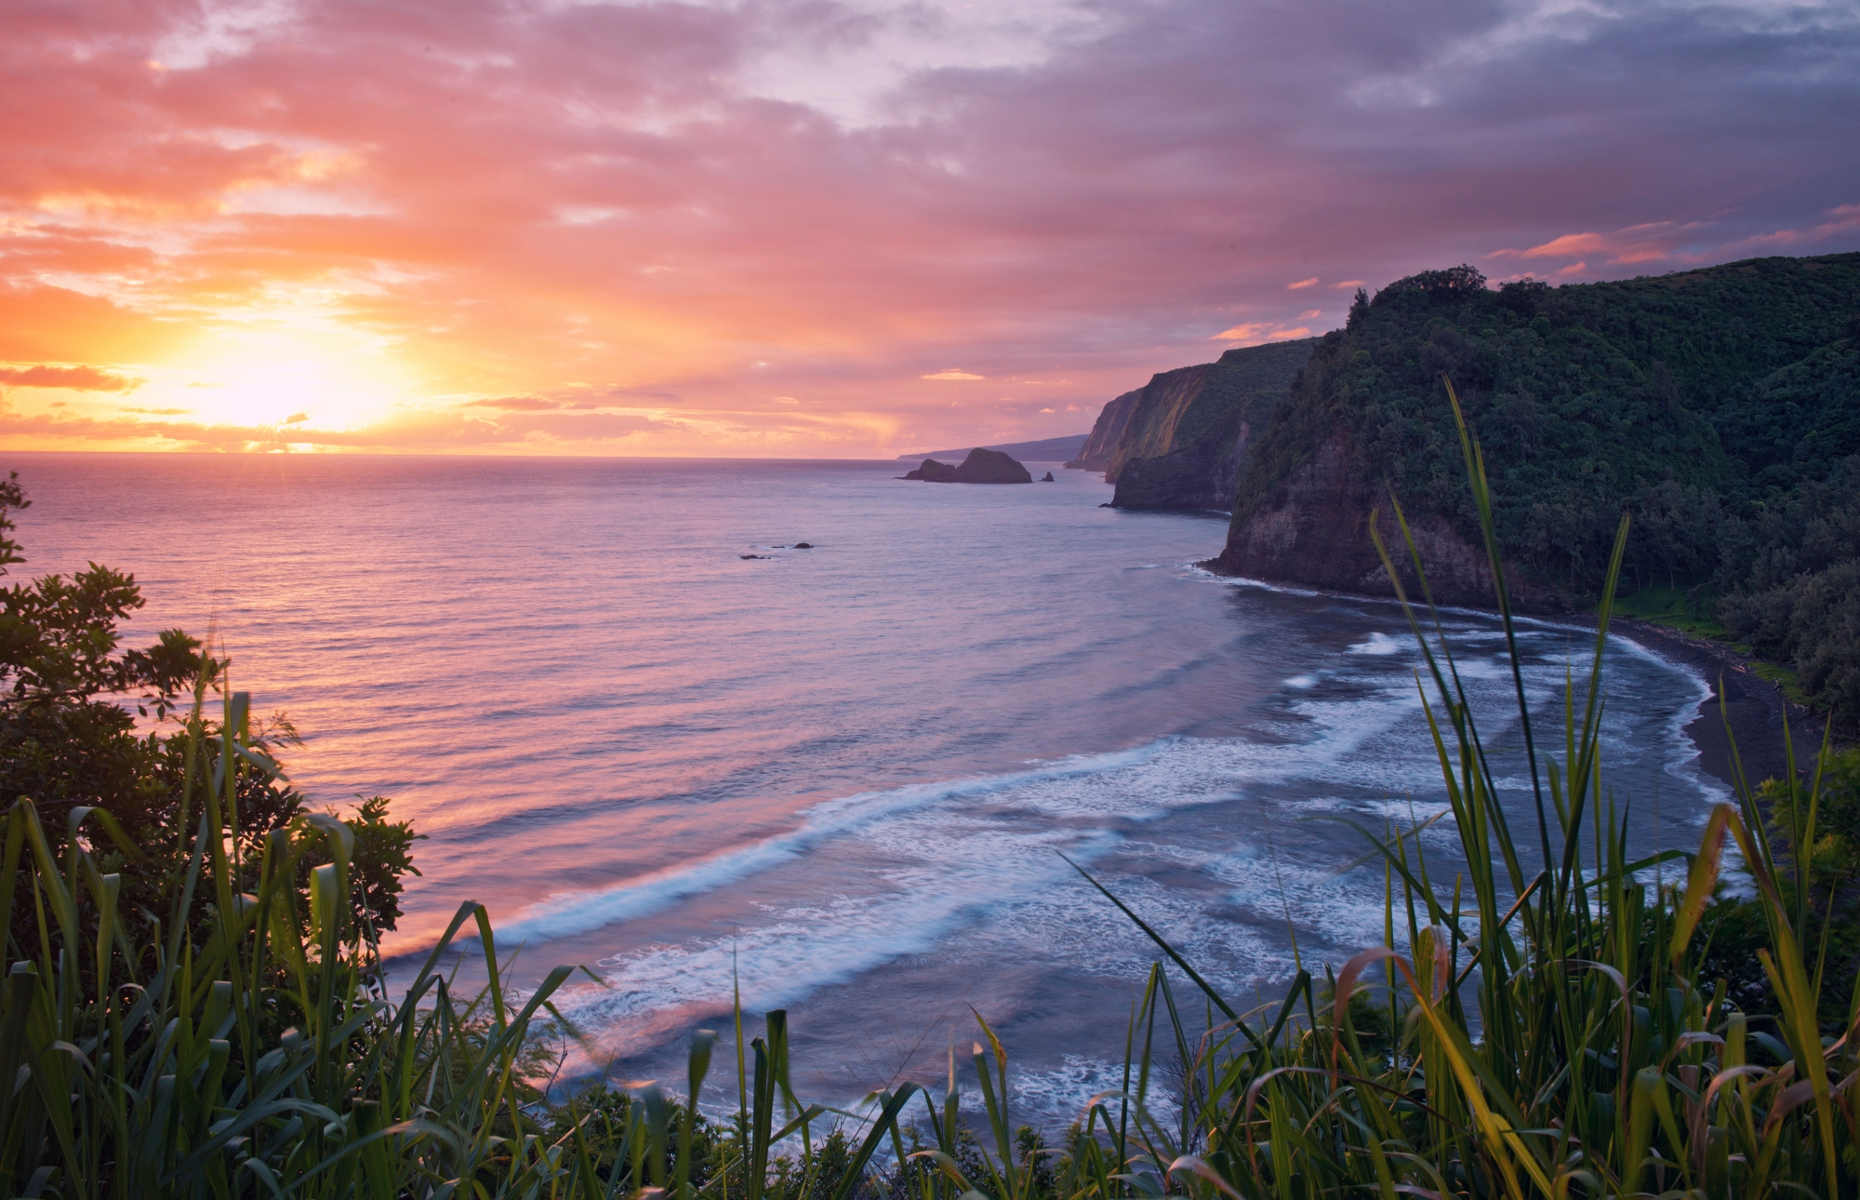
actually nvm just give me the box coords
[2,0,1857,458]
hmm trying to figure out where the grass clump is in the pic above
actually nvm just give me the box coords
[5,384,1860,1198]
[1610,584,1726,639]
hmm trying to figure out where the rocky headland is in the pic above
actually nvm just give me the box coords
[1071,252,1859,722]
[1202,255,1860,620]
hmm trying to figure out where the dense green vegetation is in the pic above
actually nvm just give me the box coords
[4,431,1860,1196]
[1231,253,1860,718]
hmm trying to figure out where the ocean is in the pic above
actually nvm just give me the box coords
[9,452,1724,1126]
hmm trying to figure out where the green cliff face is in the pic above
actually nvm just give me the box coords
[1071,339,1316,511]
[1208,252,1860,716]
[1067,388,1142,471]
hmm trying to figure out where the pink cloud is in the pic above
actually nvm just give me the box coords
[1738,202,1860,249]
[1213,320,1314,345]
[0,1,1853,456]
[1522,232,1609,259]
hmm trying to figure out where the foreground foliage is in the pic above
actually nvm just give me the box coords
[4,392,1860,1197]
[0,472,417,959]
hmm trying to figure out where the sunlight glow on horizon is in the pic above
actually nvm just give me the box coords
[143,319,419,433]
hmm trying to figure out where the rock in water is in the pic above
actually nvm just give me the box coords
[1041,471,1055,482]
[901,448,1033,483]
[900,458,960,481]
[952,447,1033,483]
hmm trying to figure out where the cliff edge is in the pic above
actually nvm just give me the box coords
[1069,339,1316,512]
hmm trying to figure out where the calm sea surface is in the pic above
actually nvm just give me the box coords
[10,452,1722,1125]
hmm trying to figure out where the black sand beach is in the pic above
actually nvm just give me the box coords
[1614,619,1834,794]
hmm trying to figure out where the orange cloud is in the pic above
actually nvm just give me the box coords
[920,369,984,381]
[0,364,139,390]
[1499,220,1714,269]
[1523,232,1609,259]
[1286,277,1319,289]
[0,283,178,364]
[1213,321,1313,345]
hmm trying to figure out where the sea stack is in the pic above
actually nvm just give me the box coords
[901,447,1034,484]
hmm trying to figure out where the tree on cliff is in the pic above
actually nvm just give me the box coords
[1373,263,1487,302]
[0,471,206,834]
[0,471,417,955]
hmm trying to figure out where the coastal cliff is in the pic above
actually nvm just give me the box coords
[1070,339,1316,511]
[1066,391,1141,471]
[1206,252,1860,716]
[1207,427,1537,604]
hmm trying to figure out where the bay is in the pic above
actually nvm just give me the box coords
[8,451,1722,1124]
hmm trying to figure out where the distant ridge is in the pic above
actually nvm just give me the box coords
[896,433,1087,463]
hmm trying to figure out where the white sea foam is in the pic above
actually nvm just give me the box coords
[1182,565,1323,598]
[1347,631,1408,656]
[495,743,1169,944]
[1284,673,1317,689]
[502,648,1439,952]
[1608,630,1731,814]
[545,828,1129,1046]
[1009,1053,1184,1130]
[518,656,1447,1044]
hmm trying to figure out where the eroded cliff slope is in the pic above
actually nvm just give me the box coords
[1070,339,1316,511]
[1066,390,1142,471]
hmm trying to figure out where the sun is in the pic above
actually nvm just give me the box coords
[158,319,416,433]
